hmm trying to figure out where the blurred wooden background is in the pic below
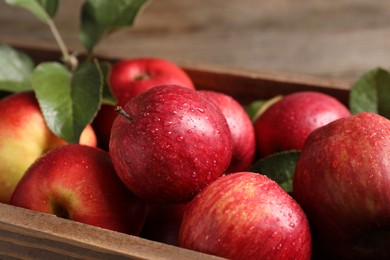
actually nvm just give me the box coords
[1,0,390,83]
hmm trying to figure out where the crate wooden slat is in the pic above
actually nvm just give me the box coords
[6,39,353,106]
[0,41,353,259]
[0,203,222,259]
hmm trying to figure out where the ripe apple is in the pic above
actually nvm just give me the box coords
[198,90,256,172]
[293,112,390,259]
[254,91,351,157]
[91,104,117,150]
[179,172,312,260]
[0,91,97,204]
[109,57,195,106]
[141,202,189,246]
[109,85,233,204]
[10,144,147,235]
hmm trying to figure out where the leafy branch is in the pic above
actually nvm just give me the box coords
[2,0,151,143]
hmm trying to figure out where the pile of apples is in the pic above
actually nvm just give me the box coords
[2,54,390,260]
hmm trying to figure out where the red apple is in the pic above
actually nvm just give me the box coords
[254,91,351,157]
[10,144,147,235]
[109,57,195,106]
[109,85,232,204]
[91,104,117,150]
[179,172,312,260]
[293,112,390,259]
[198,90,256,172]
[0,91,97,204]
[141,202,189,246]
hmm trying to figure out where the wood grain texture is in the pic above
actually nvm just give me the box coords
[1,0,390,82]
[0,203,223,259]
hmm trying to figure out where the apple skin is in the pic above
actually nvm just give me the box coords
[0,91,97,204]
[91,104,117,150]
[254,91,351,157]
[293,112,390,259]
[10,144,147,235]
[198,90,256,173]
[179,172,312,260]
[141,202,189,246]
[109,57,195,106]
[109,85,233,204]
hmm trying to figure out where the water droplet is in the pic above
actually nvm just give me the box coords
[289,222,296,228]
[176,135,184,142]
[166,131,172,135]
[192,172,197,177]
[143,112,150,117]
[187,129,192,133]
[197,108,205,113]
[164,121,173,127]
[193,158,199,163]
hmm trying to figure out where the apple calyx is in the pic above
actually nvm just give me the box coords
[50,193,74,219]
[115,106,133,122]
[51,200,70,219]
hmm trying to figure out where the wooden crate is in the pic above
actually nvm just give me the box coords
[0,42,353,259]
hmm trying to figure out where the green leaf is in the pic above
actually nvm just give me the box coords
[245,100,266,122]
[80,0,150,53]
[37,0,59,17]
[0,44,34,92]
[244,95,283,122]
[349,67,390,119]
[31,61,104,143]
[5,0,59,23]
[99,62,117,105]
[248,150,301,193]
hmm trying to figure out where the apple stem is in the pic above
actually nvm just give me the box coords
[115,106,133,121]
[47,18,78,71]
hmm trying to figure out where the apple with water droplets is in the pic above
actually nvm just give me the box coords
[293,112,390,259]
[198,90,256,172]
[10,144,147,235]
[254,91,351,157]
[179,172,312,260]
[109,85,233,204]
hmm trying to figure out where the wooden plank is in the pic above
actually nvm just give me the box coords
[1,0,390,81]
[0,203,222,259]
[7,40,352,106]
